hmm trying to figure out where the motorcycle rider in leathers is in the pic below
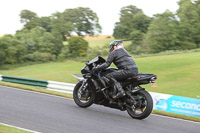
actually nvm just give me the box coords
[93,40,138,99]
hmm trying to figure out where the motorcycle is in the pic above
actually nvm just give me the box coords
[73,56,157,119]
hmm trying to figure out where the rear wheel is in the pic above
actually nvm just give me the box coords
[126,90,153,119]
[73,81,95,108]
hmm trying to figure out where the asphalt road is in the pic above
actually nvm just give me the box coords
[0,86,199,133]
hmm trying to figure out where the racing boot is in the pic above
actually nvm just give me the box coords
[102,77,110,88]
[112,82,125,99]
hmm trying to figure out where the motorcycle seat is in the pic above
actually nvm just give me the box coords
[125,73,156,82]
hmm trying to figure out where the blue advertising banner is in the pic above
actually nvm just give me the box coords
[150,92,200,117]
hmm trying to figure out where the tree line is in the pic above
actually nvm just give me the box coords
[114,0,200,54]
[0,7,101,65]
[0,0,200,66]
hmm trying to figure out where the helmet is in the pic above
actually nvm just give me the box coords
[109,40,124,52]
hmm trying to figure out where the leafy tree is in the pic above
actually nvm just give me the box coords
[40,17,52,32]
[16,27,63,58]
[24,52,55,62]
[51,12,74,40]
[177,0,200,48]
[130,30,144,46]
[68,36,88,57]
[23,18,40,30]
[19,10,40,30]
[113,5,151,54]
[113,5,151,39]
[126,30,145,54]
[0,35,26,64]
[179,41,196,50]
[113,23,129,39]
[63,7,102,36]
[20,10,52,32]
[144,11,180,53]
[19,7,102,41]
[59,45,71,59]
[20,10,37,23]
[40,32,63,58]
[16,27,44,53]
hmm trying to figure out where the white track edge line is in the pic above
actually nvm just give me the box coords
[0,122,41,133]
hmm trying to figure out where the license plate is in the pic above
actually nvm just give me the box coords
[151,83,157,87]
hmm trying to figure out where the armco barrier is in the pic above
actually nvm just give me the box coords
[0,75,75,94]
[47,81,75,94]
[1,75,48,87]
[0,74,199,117]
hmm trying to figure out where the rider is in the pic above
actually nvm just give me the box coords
[93,40,138,99]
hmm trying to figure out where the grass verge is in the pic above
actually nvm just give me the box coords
[152,110,200,122]
[0,81,199,123]
[0,124,32,133]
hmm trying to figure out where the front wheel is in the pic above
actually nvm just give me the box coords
[73,80,95,108]
[126,90,153,119]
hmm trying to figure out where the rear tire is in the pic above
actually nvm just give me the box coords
[73,81,95,108]
[127,90,153,119]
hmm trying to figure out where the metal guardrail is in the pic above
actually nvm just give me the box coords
[1,75,48,87]
[47,81,75,94]
[0,75,75,94]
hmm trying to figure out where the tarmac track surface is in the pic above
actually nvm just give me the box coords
[0,86,199,133]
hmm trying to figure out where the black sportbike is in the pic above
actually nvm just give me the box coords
[73,56,157,119]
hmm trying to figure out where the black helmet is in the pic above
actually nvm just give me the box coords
[109,40,123,52]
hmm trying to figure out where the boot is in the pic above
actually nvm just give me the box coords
[112,82,125,99]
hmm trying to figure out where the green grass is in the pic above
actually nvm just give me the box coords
[0,51,200,99]
[0,124,32,133]
[137,51,200,99]
[87,38,113,48]
[0,60,82,83]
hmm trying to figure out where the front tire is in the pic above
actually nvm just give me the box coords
[73,81,95,108]
[127,90,153,119]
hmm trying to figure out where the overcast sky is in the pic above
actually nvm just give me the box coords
[0,0,180,35]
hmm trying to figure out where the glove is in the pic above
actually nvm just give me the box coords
[92,66,99,72]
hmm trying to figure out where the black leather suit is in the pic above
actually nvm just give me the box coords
[96,48,138,85]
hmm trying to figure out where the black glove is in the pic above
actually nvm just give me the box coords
[92,66,99,72]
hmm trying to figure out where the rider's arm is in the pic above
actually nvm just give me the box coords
[94,52,115,71]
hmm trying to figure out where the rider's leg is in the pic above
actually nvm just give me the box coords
[105,71,126,99]
[106,68,138,99]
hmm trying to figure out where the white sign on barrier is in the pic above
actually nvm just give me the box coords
[150,92,200,117]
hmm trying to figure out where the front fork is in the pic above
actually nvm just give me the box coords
[78,80,89,100]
